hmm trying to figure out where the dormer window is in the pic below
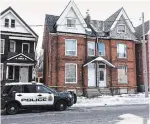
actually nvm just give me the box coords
[11,19,15,28]
[117,24,126,33]
[5,18,9,27]
[67,18,76,28]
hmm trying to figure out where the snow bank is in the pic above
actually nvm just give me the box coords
[116,114,149,124]
[73,93,149,107]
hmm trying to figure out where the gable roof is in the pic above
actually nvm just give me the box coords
[7,53,34,61]
[135,20,150,39]
[56,0,87,28]
[104,8,122,32]
[104,7,135,33]
[1,7,38,38]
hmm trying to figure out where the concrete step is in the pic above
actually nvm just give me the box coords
[86,88,101,98]
[99,88,111,95]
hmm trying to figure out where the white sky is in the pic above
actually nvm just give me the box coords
[1,0,150,53]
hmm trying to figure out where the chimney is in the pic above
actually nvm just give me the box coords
[85,9,91,24]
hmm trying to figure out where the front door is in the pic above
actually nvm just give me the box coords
[98,64,106,87]
[20,67,28,82]
[88,63,96,87]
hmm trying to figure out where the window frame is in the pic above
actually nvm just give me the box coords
[117,24,126,33]
[22,43,30,53]
[65,63,77,84]
[8,66,15,80]
[65,39,77,56]
[0,39,5,54]
[117,43,127,58]
[66,18,76,28]
[11,19,15,28]
[10,40,16,52]
[5,18,9,27]
[0,63,3,81]
[98,42,105,56]
[88,41,95,56]
[118,65,128,84]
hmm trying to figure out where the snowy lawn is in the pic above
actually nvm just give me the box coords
[73,93,150,107]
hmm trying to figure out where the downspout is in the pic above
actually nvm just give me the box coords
[96,36,98,87]
[82,34,88,96]
[56,33,59,90]
[109,39,113,96]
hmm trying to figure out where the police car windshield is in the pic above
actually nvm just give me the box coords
[44,85,57,93]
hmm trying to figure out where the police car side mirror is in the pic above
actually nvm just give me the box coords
[48,92,52,94]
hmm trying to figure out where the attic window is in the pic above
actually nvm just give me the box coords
[5,19,9,27]
[117,24,126,33]
[11,19,15,28]
[67,19,76,27]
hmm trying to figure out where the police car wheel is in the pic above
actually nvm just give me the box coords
[6,103,19,115]
[55,101,67,111]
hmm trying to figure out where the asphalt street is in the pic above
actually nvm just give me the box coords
[1,104,149,124]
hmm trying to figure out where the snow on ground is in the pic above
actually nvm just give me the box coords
[116,114,149,124]
[73,93,150,107]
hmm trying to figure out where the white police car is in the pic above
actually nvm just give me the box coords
[1,82,77,115]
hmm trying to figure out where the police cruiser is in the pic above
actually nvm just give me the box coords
[1,82,77,115]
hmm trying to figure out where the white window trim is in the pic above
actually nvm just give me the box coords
[22,43,30,53]
[117,24,126,33]
[0,39,5,54]
[66,18,76,28]
[65,39,77,56]
[65,63,77,84]
[118,65,128,84]
[10,40,16,52]
[0,63,3,81]
[98,42,105,56]
[88,41,95,56]
[8,66,15,80]
[117,43,127,58]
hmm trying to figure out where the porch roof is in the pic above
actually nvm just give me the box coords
[83,57,115,68]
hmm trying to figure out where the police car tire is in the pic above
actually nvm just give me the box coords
[55,100,67,111]
[6,103,19,115]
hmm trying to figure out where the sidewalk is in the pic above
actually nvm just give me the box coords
[72,93,149,107]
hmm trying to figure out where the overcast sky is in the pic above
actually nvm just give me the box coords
[1,0,150,53]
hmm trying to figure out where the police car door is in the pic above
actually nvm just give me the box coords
[36,85,54,105]
[18,85,38,106]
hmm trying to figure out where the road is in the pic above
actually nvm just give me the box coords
[1,104,149,124]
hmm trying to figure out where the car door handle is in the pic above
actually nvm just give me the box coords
[37,94,42,96]
[17,94,22,96]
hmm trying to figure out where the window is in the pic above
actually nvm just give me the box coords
[118,65,128,84]
[5,18,9,27]
[98,42,105,56]
[65,63,77,83]
[117,24,126,33]
[0,39,5,54]
[65,39,77,56]
[22,43,30,53]
[23,85,36,93]
[9,85,22,93]
[36,85,51,93]
[67,19,76,27]
[11,19,15,28]
[0,63,3,81]
[10,41,16,52]
[2,86,13,94]
[88,42,95,56]
[117,44,127,58]
[8,66,15,80]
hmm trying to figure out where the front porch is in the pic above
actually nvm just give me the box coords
[6,63,34,82]
[83,57,115,97]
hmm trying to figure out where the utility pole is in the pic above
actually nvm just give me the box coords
[142,12,149,97]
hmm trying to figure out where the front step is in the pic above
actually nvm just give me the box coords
[86,88,101,98]
[99,88,111,95]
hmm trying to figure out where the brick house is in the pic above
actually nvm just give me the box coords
[135,20,150,92]
[42,1,137,96]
